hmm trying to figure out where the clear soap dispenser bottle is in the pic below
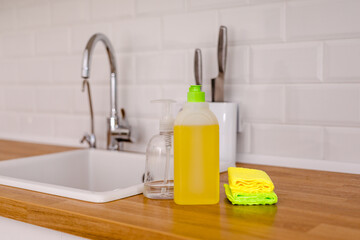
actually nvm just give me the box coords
[144,99,175,199]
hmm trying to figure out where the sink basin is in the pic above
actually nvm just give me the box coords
[0,149,145,203]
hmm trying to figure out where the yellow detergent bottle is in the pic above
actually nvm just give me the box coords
[174,85,219,205]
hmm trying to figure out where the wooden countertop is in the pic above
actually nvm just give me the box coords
[0,139,359,240]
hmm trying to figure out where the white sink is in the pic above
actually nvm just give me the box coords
[0,149,145,203]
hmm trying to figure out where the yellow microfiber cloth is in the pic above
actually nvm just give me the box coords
[228,167,274,193]
[224,184,278,205]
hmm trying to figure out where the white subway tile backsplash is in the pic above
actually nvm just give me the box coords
[125,117,158,153]
[237,122,250,153]
[112,17,161,52]
[226,85,283,122]
[17,3,50,28]
[73,89,88,115]
[70,23,111,53]
[250,0,284,4]
[251,42,321,83]
[324,39,360,82]
[36,28,69,55]
[286,85,359,125]
[74,85,109,115]
[0,112,20,134]
[0,0,15,9]
[325,127,360,163]
[117,54,135,84]
[93,115,107,144]
[0,8,15,32]
[1,32,35,57]
[0,59,17,84]
[136,51,185,84]
[19,114,54,137]
[2,86,35,111]
[189,0,248,9]
[14,0,48,8]
[0,38,2,57]
[18,58,51,83]
[119,86,162,118]
[54,115,89,139]
[52,56,82,84]
[0,88,3,110]
[163,11,216,48]
[88,54,111,84]
[35,86,75,113]
[227,46,249,83]
[251,124,323,159]
[91,0,134,20]
[160,84,189,104]
[220,3,284,44]
[52,0,90,25]
[287,0,360,40]
[136,0,183,15]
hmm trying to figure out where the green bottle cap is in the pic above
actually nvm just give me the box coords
[187,85,205,102]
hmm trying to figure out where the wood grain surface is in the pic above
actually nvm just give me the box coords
[0,139,359,239]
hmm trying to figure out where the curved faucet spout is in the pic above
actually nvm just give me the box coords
[81,33,118,118]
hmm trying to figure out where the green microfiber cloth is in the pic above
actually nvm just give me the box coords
[224,184,278,205]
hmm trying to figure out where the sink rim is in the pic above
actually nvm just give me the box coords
[0,149,145,203]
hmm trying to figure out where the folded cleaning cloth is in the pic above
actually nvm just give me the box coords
[224,184,278,205]
[228,167,274,193]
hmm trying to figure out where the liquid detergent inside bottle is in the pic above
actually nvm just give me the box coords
[174,85,219,205]
[144,99,175,199]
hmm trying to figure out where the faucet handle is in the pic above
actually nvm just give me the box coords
[120,108,126,119]
[81,133,96,148]
[119,108,131,129]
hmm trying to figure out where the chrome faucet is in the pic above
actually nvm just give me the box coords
[81,33,131,150]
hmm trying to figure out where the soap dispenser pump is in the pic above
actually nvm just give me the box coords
[144,99,175,199]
